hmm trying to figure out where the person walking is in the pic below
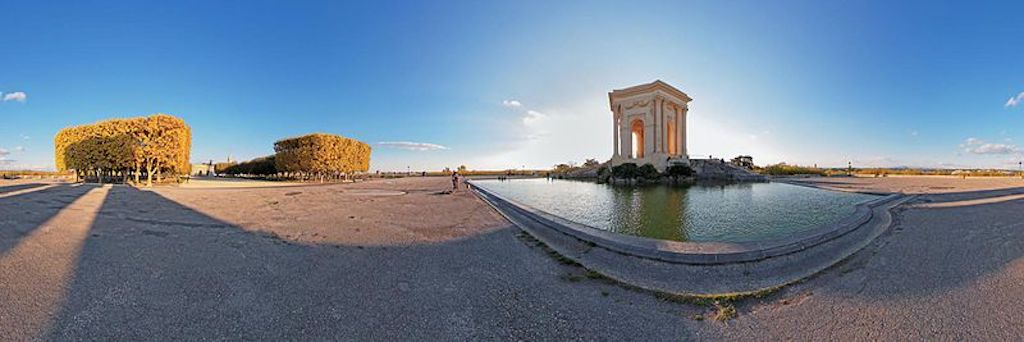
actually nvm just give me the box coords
[451,171,459,192]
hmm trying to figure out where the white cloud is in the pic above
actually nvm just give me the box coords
[500,98,550,126]
[961,137,1022,155]
[523,110,546,125]
[0,148,9,157]
[1007,92,1024,107]
[910,130,919,137]
[2,91,26,102]
[20,134,30,140]
[377,141,449,151]
[14,146,25,152]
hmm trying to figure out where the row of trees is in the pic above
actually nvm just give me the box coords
[55,114,191,186]
[219,155,278,177]
[213,133,371,181]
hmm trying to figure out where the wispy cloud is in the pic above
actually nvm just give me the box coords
[378,141,449,151]
[14,146,25,152]
[2,91,27,102]
[20,134,30,140]
[501,99,547,126]
[501,99,522,108]
[523,110,546,125]
[0,148,12,165]
[1007,92,1024,107]
[961,137,1022,155]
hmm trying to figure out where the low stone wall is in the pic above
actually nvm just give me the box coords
[472,182,896,264]
[469,180,910,296]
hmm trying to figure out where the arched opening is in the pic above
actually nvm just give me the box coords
[666,119,677,156]
[631,119,645,159]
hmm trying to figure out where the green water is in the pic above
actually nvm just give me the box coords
[474,178,877,243]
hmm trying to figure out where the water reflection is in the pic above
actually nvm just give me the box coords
[475,178,876,243]
[608,185,689,242]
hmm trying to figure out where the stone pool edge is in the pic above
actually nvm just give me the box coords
[468,180,900,265]
[468,180,912,296]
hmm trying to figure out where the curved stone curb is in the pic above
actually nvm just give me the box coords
[469,181,898,265]
[468,180,912,296]
[771,178,897,196]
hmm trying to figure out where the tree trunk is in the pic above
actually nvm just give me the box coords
[146,160,155,187]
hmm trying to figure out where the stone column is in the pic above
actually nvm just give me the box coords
[646,101,655,159]
[679,106,687,157]
[665,99,671,153]
[612,111,619,158]
[672,106,680,156]
[653,98,661,153]
[618,114,626,157]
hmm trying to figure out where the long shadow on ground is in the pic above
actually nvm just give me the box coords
[0,184,97,255]
[0,183,50,194]
[44,186,696,340]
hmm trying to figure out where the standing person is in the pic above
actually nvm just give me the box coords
[451,171,459,192]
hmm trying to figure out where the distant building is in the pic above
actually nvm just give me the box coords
[191,161,215,176]
[607,80,691,171]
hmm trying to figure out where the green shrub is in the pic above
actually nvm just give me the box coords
[666,164,695,177]
[637,164,660,180]
[757,163,825,176]
[611,163,638,178]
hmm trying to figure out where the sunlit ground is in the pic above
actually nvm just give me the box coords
[0,185,109,339]
[1,176,1024,340]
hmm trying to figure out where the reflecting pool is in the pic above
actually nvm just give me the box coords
[473,178,878,243]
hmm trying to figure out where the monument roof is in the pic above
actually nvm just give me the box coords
[609,80,692,103]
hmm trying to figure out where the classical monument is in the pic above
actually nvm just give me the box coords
[608,80,690,171]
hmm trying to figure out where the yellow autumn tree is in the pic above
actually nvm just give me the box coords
[273,133,371,181]
[54,114,191,186]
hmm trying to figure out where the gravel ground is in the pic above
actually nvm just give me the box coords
[2,176,1024,340]
[702,188,1024,340]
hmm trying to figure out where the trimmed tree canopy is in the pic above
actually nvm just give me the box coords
[54,114,191,185]
[273,133,371,175]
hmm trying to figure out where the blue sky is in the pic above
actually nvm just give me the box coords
[2,0,1024,171]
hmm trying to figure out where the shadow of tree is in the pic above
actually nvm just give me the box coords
[0,183,50,195]
[42,186,694,340]
[0,184,97,255]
